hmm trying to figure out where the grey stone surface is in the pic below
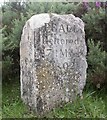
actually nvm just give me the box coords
[20,13,87,115]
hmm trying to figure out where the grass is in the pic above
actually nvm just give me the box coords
[0,61,2,119]
[48,89,107,118]
[2,80,36,118]
[2,79,107,118]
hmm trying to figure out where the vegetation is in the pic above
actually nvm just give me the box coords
[87,40,107,88]
[1,1,107,118]
[2,80,107,118]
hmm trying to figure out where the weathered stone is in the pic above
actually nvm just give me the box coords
[20,13,87,115]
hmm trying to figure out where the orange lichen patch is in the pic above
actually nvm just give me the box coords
[36,61,54,94]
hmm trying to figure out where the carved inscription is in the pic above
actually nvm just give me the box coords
[34,21,83,69]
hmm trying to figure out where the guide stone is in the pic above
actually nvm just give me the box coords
[20,13,87,115]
